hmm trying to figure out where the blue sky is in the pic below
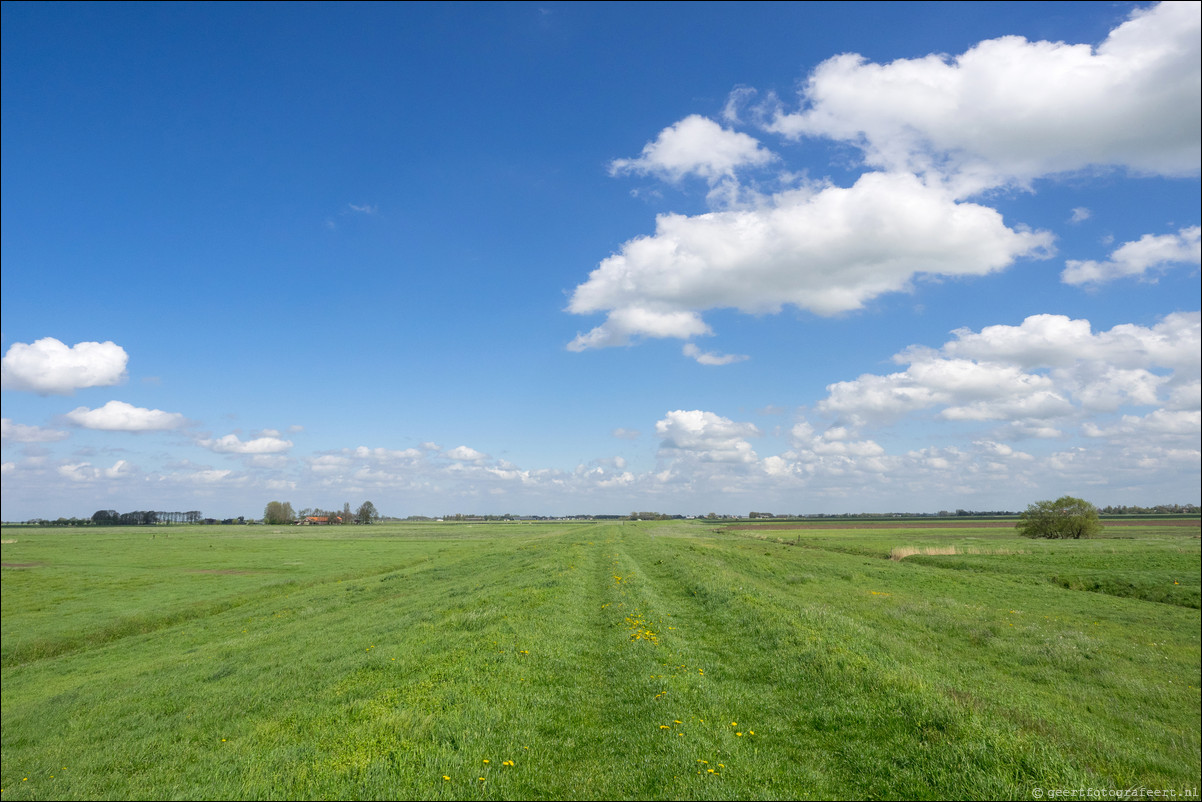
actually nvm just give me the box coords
[3,1,1199,520]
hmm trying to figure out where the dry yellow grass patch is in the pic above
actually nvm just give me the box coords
[889,545,1027,561]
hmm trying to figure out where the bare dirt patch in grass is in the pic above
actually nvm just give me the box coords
[1,562,41,568]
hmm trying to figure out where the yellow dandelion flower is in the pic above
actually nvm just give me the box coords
[749,730,755,735]
[443,776,451,781]
[736,732,743,736]
[482,759,490,764]
[731,721,737,726]
[660,724,670,729]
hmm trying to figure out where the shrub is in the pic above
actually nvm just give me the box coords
[1016,496,1102,539]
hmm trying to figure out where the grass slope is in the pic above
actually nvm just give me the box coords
[2,520,1198,800]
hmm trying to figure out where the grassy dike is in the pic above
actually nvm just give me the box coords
[1,520,1199,800]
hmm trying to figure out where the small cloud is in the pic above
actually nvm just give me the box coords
[64,400,187,432]
[446,445,488,462]
[348,203,378,215]
[198,433,293,455]
[609,115,776,184]
[1062,225,1201,285]
[1070,207,1092,223]
[1,418,70,444]
[683,343,749,366]
[57,459,134,483]
[656,409,759,464]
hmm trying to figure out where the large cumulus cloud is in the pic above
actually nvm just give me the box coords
[1,338,129,395]
[769,1,1201,193]
[567,172,1052,350]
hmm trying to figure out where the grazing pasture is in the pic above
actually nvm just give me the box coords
[1,519,1198,800]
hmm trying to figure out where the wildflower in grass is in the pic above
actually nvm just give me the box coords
[443,776,451,781]
[736,732,743,736]
[482,759,490,764]
[731,722,737,726]
[660,725,670,729]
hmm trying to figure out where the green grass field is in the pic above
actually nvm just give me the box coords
[2,519,1199,800]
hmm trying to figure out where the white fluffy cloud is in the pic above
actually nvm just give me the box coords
[682,343,749,366]
[818,312,1200,429]
[64,400,187,432]
[1062,225,1201,285]
[1,418,69,443]
[1,338,129,395]
[1084,409,1201,440]
[769,1,1201,193]
[446,445,489,462]
[655,409,760,464]
[567,172,1052,350]
[57,459,134,483]
[199,433,293,454]
[940,311,1200,376]
[609,114,776,183]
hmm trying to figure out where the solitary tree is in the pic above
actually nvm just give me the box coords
[1016,496,1102,539]
[263,501,295,525]
[355,501,378,524]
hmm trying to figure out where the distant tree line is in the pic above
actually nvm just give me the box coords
[443,513,519,521]
[1099,503,1199,515]
[21,510,213,526]
[91,510,207,525]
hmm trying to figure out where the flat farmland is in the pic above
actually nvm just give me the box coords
[1,519,1198,800]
